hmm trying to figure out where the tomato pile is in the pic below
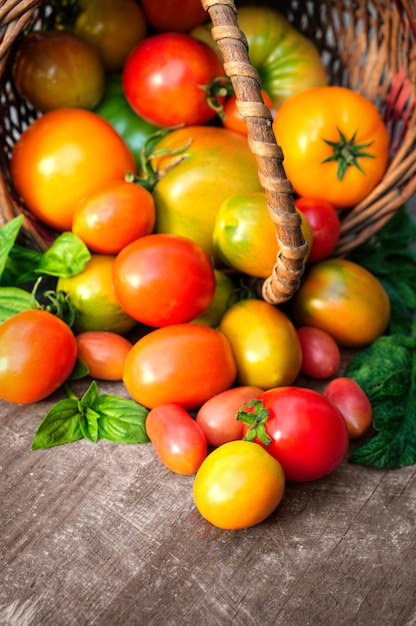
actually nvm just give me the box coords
[1,0,398,530]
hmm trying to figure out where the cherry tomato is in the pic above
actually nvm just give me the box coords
[57,254,137,335]
[324,377,373,439]
[195,386,264,448]
[75,331,133,381]
[297,326,341,379]
[122,33,225,127]
[193,440,285,530]
[273,86,389,208]
[73,0,147,71]
[72,179,156,254]
[292,258,391,348]
[123,324,237,410]
[0,310,77,404]
[150,125,263,260]
[239,386,349,482]
[112,234,215,327]
[11,108,136,232]
[141,0,208,33]
[219,298,302,389]
[213,191,313,278]
[221,90,274,136]
[294,197,341,263]
[145,404,208,475]
[12,30,105,112]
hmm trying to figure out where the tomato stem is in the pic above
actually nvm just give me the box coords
[322,128,375,181]
[237,400,272,446]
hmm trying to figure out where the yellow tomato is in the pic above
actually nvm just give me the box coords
[219,298,302,389]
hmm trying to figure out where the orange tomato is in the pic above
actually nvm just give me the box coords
[193,440,285,530]
[292,258,391,347]
[273,86,389,208]
[72,179,156,254]
[123,324,237,409]
[11,108,136,232]
[221,90,274,136]
[75,331,133,380]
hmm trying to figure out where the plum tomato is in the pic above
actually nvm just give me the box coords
[238,386,349,482]
[145,403,208,475]
[0,310,77,404]
[195,385,264,448]
[141,0,208,33]
[75,331,133,381]
[294,197,341,262]
[324,377,373,439]
[193,440,286,530]
[297,326,341,379]
[123,324,237,410]
[112,234,216,327]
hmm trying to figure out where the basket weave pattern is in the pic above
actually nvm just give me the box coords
[1,0,415,304]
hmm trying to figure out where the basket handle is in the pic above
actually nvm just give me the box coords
[201,0,308,304]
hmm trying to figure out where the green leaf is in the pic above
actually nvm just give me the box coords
[95,395,150,443]
[69,357,89,380]
[0,287,34,323]
[79,380,100,407]
[0,216,24,279]
[35,232,91,278]
[5,244,43,286]
[79,406,100,443]
[31,399,84,450]
[347,335,416,468]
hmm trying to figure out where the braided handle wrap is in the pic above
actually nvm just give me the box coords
[201,0,308,304]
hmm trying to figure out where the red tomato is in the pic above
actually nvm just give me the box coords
[112,234,216,327]
[294,197,341,262]
[72,179,156,254]
[145,403,208,475]
[324,377,373,439]
[123,324,237,409]
[141,0,208,33]
[221,90,274,136]
[122,32,225,127]
[11,108,136,232]
[238,387,349,481]
[297,326,341,379]
[75,331,132,381]
[0,310,77,404]
[195,385,264,447]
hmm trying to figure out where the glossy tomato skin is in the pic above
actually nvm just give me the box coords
[112,234,215,327]
[11,108,136,232]
[292,258,391,348]
[193,440,286,530]
[324,377,373,439]
[122,33,225,127]
[294,197,341,262]
[57,254,137,335]
[297,326,341,379]
[72,179,156,254]
[190,269,238,328]
[141,0,208,33]
[123,324,237,410]
[12,30,105,112]
[219,299,302,389]
[273,87,389,208]
[241,387,349,482]
[145,404,208,475]
[73,0,147,71]
[195,385,264,448]
[75,331,132,381]
[0,310,77,404]
[150,125,263,260]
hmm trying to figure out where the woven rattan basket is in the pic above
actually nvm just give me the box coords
[1,0,415,304]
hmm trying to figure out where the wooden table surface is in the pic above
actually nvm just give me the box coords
[2,351,416,626]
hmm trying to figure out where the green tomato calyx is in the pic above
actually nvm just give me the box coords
[322,128,375,181]
[237,399,272,446]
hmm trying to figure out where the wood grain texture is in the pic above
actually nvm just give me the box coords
[1,356,416,626]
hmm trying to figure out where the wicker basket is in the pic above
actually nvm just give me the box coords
[0,0,415,304]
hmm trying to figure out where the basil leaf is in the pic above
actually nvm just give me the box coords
[69,357,89,380]
[95,395,150,443]
[0,216,24,279]
[80,380,100,407]
[79,406,100,443]
[35,232,91,278]
[0,287,34,323]
[31,399,84,450]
